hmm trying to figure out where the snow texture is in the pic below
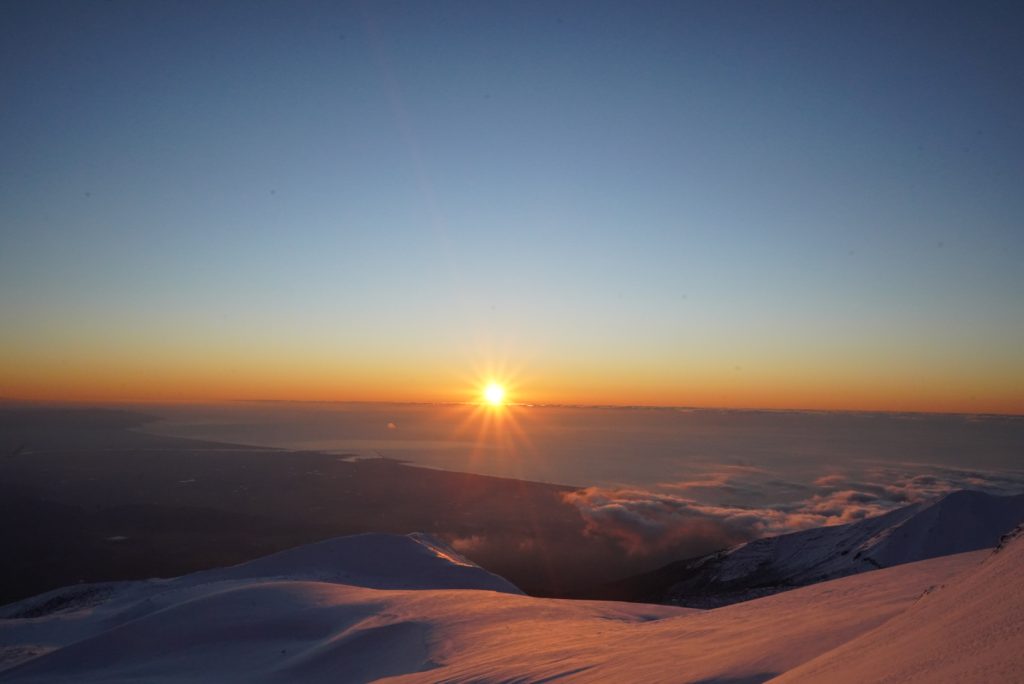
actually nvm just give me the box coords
[3,522,1017,682]
[776,523,1024,683]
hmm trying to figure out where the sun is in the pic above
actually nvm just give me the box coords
[483,382,506,406]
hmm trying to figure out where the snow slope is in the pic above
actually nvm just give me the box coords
[777,525,1024,683]
[0,531,995,682]
[0,533,519,675]
[620,489,1024,606]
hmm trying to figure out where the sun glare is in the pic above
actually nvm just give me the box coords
[483,382,506,406]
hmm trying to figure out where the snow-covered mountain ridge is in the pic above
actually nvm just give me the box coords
[2,494,1022,682]
[1,532,520,624]
[605,489,1024,607]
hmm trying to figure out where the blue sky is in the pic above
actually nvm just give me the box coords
[1,1,1022,410]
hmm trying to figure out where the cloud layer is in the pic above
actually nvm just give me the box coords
[562,464,1024,557]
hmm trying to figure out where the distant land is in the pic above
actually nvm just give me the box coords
[0,408,665,603]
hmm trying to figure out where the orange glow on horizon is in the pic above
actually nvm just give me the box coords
[1,349,1021,415]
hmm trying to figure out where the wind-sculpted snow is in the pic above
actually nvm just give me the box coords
[777,524,1024,683]
[0,530,1000,682]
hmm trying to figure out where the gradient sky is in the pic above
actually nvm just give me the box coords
[2,0,1022,412]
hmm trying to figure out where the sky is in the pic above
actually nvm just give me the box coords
[1,0,1022,413]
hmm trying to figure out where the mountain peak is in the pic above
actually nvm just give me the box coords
[601,490,1024,607]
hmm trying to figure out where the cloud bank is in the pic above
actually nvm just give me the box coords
[562,465,1024,557]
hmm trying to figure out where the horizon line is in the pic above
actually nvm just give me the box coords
[2,396,1021,419]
